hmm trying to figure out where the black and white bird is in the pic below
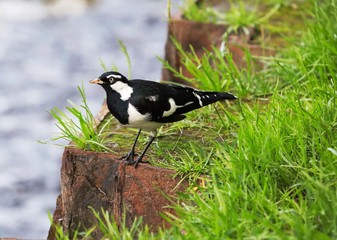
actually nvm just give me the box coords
[90,71,236,167]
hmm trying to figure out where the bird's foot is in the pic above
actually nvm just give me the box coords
[119,150,137,162]
[123,157,149,168]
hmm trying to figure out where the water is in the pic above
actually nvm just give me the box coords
[0,0,176,237]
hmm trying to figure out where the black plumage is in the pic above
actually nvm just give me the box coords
[90,71,236,167]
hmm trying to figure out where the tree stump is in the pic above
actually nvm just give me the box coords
[47,147,189,239]
[162,17,275,85]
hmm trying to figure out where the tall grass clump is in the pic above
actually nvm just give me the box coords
[49,208,171,240]
[46,40,132,152]
[45,84,113,152]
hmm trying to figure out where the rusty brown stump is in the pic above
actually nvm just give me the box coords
[48,147,189,239]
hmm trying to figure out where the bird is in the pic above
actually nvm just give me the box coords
[90,71,236,167]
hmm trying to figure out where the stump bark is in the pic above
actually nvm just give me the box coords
[47,147,189,239]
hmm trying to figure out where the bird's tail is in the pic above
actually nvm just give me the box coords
[172,87,237,116]
[195,90,237,106]
[218,92,237,100]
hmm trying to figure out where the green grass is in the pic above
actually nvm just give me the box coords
[181,0,280,34]
[42,84,114,152]
[50,0,337,238]
[162,1,337,238]
[160,37,277,98]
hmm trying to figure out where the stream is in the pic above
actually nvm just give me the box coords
[0,0,175,237]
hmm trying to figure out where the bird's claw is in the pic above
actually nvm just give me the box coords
[122,156,149,168]
[119,151,136,161]
[119,151,145,167]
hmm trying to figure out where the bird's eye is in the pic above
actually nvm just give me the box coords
[109,78,115,83]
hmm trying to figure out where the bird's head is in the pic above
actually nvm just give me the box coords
[89,71,128,86]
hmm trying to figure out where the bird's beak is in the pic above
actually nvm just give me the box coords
[89,79,104,84]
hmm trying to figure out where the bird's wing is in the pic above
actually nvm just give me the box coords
[128,80,189,122]
[128,80,235,123]
[129,93,186,123]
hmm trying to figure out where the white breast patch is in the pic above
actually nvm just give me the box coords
[127,103,151,123]
[127,103,160,131]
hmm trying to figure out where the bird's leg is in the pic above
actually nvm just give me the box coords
[120,129,142,163]
[134,132,157,168]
